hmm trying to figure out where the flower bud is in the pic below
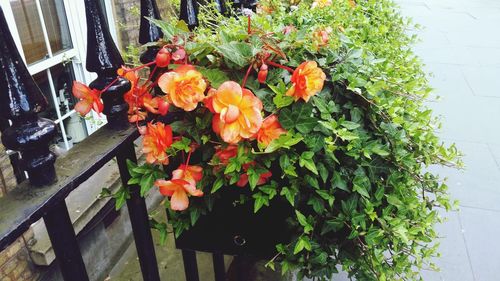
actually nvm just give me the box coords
[258,63,268,84]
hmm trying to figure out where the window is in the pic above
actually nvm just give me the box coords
[0,0,120,151]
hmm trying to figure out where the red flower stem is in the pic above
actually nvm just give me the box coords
[99,77,119,94]
[247,16,251,34]
[241,63,254,89]
[184,150,193,168]
[264,60,294,73]
[147,65,158,82]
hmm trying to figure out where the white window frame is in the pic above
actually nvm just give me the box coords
[0,0,121,150]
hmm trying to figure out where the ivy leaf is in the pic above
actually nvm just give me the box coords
[197,68,229,88]
[139,173,154,197]
[211,177,225,193]
[263,132,303,153]
[215,42,253,67]
[279,102,318,134]
[253,192,270,213]
[304,133,325,152]
[299,152,318,175]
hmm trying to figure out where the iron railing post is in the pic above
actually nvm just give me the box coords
[44,201,90,281]
[180,0,199,30]
[182,249,200,281]
[212,252,226,281]
[139,0,164,95]
[84,0,131,130]
[116,142,161,281]
[0,7,57,186]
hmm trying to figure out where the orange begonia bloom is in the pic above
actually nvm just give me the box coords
[155,164,203,211]
[211,81,263,144]
[214,145,238,165]
[72,81,103,116]
[286,61,326,102]
[158,65,207,111]
[311,0,332,8]
[142,122,173,165]
[257,115,287,147]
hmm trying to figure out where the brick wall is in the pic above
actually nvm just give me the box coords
[0,230,38,281]
[112,0,176,61]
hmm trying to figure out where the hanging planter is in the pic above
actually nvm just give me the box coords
[74,0,461,279]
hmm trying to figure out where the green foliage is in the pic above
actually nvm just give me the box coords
[127,0,463,280]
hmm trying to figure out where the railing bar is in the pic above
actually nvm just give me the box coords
[182,249,200,281]
[212,252,226,281]
[116,141,161,281]
[43,201,89,281]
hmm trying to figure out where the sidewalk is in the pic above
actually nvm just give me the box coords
[396,0,500,280]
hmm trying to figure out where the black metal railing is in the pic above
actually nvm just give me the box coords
[0,0,243,280]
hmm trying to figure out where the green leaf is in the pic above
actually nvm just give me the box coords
[263,132,303,153]
[215,42,253,67]
[299,152,318,175]
[280,186,297,206]
[139,173,154,197]
[317,163,329,183]
[304,133,325,152]
[247,168,260,190]
[332,172,349,192]
[279,102,318,134]
[253,192,270,213]
[197,67,229,88]
[304,175,319,189]
[211,177,225,193]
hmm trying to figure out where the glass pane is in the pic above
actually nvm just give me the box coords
[32,70,58,121]
[40,0,72,54]
[10,0,48,64]
[49,63,76,117]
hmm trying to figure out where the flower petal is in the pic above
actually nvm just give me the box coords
[170,190,189,211]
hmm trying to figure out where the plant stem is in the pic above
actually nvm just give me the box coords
[241,62,254,89]
[265,60,294,73]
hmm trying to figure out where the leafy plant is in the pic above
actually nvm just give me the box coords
[76,0,462,280]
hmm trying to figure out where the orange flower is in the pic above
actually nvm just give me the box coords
[214,145,238,165]
[211,81,263,144]
[311,0,332,8]
[204,88,217,113]
[155,164,203,211]
[286,61,326,102]
[72,81,103,116]
[172,164,203,186]
[142,122,173,165]
[257,115,287,147]
[158,65,207,111]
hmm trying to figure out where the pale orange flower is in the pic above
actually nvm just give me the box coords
[155,164,203,211]
[158,65,207,111]
[142,122,173,165]
[256,115,287,147]
[312,0,332,8]
[286,61,326,102]
[72,81,103,116]
[211,81,263,144]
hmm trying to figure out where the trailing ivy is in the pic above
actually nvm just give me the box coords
[123,0,463,280]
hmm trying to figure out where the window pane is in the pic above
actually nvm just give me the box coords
[32,70,58,121]
[49,63,76,117]
[40,0,72,54]
[10,0,49,64]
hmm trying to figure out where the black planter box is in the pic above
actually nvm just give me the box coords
[175,187,293,258]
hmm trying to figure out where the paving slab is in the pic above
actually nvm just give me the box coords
[459,207,500,281]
